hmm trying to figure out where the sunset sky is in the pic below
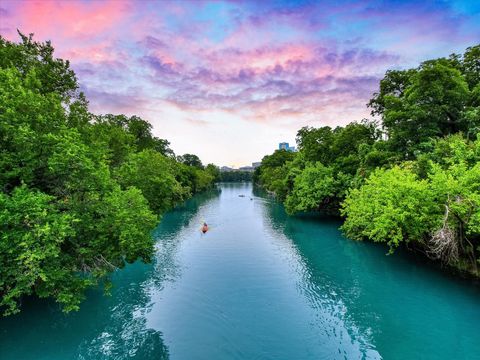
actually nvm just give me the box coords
[1,0,479,167]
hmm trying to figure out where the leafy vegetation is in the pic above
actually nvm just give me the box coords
[0,33,216,315]
[219,170,253,182]
[255,45,480,276]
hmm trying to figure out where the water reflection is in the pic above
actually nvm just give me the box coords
[0,187,220,360]
[1,184,478,360]
[260,188,480,360]
[256,190,381,359]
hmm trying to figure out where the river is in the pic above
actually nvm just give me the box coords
[1,183,479,359]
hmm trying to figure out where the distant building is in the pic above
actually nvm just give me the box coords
[278,142,296,152]
[220,166,233,172]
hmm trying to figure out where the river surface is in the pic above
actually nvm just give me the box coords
[1,183,479,360]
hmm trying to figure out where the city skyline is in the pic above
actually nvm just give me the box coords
[1,0,479,166]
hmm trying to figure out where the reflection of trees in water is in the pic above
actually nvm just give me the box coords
[81,187,222,359]
[154,187,221,237]
[149,187,221,285]
[77,294,169,360]
[260,197,382,358]
[0,263,170,360]
[0,188,221,360]
[252,184,269,198]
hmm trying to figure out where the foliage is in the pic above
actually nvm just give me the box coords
[177,153,203,168]
[0,33,215,315]
[341,167,439,251]
[256,45,480,275]
[341,136,480,273]
[253,149,296,199]
[219,170,253,182]
[116,150,187,213]
[0,31,78,100]
[285,163,351,215]
[205,164,221,182]
[257,121,377,208]
[369,50,479,157]
[0,186,75,315]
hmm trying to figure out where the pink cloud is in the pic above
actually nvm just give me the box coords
[2,0,476,145]
[15,0,132,40]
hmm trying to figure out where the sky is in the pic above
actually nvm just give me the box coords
[1,0,479,167]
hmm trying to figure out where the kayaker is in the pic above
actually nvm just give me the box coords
[201,222,209,233]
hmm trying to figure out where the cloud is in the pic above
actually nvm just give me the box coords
[81,87,149,115]
[184,118,211,127]
[14,0,132,40]
[2,0,478,163]
[141,44,396,125]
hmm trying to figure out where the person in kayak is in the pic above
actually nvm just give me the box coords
[201,222,209,233]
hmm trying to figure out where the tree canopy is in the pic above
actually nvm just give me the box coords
[255,44,480,276]
[0,33,216,315]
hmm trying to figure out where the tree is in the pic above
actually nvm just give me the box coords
[330,120,379,174]
[254,44,480,278]
[341,167,438,252]
[369,51,476,157]
[341,135,480,274]
[116,150,187,213]
[0,33,216,315]
[95,114,175,157]
[461,45,480,90]
[0,32,78,101]
[254,149,296,199]
[0,186,74,315]
[368,69,417,117]
[205,164,220,181]
[295,126,334,163]
[285,162,348,215]
[177,153,204,168]
[219,170,252,182]
[90,118,137,168]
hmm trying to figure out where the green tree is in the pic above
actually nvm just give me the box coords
[296,126,334,163]
[0,186,75,315]
[0,32,78,101]
[461,45,480,90]
[219,170,253,182]
[95,114,174,157]
[178,153,204,168]
[369,50,476,157]
[205,163,221,181]
[341,135,480,274]
[341,167,438,251]
[254,150,296,199]
[255,44,480,278]
[0,33,216,315]
[285,162,349,215]
[116,150,187,213]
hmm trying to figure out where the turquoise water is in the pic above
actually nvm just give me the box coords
[1,183,479,359]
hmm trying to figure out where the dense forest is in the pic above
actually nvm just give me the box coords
[0,33,219,315]
[219,170,253,182]
[254,45,480,277]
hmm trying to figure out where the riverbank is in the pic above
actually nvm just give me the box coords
[253,46,480,280]
[2,183,479,360]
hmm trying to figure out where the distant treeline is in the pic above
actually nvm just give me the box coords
[254,45,480,277]
[219,171,253,182]
[0,33,218,315]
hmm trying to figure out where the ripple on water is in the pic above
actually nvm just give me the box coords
[0,184,479,360]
